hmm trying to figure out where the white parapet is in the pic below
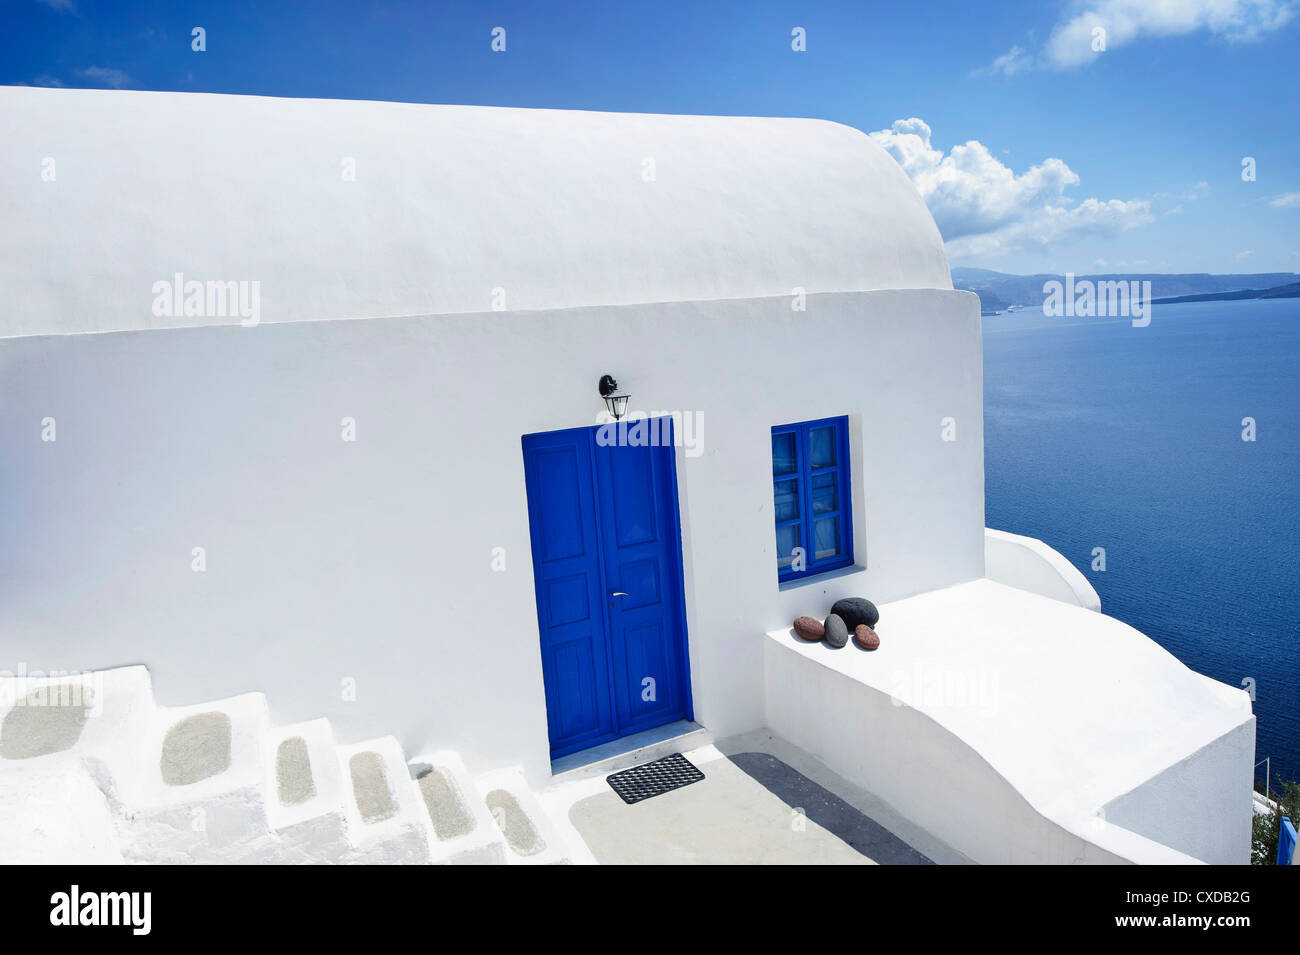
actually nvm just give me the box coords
[984,527,1102,611]
[763,578,1255,864]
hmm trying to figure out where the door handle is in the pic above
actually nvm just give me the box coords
[610,592,629,598]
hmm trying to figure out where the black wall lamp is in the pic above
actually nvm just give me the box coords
[598,374,629,421]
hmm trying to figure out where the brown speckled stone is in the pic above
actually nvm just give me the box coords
[793,616,825,641]
[853,624,880,651]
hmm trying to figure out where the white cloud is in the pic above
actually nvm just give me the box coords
[979,45,1033,76]
[1270,191,1300,207]
[1161,181,1209,216]
[75,66,130,89]
[983,0,1294,73]
[869,117,1152,259]
[1236,249,1257,260]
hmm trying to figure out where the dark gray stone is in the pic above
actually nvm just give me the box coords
[832,597,879,630]
[823,613,849,649]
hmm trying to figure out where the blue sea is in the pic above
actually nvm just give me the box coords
[983,297,1300,789]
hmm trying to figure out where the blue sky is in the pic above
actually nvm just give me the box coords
[7,0,1299,275]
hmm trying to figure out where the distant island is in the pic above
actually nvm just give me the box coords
[952,267,1300,314]
[1145,282,1300,305]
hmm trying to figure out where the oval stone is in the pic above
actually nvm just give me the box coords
[853,624,880,651]
[793,616,825,641]
[824,613,849,649]
[832,596,880,630]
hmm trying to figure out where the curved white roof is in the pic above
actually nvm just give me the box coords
[0,87,950,338]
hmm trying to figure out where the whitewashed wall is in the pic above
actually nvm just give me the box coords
[0,288,982,781]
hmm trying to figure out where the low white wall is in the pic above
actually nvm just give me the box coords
[1103,702,1255,864]
[763,635,1206,864]
[0,288,982,781]
[984,528,1101,611]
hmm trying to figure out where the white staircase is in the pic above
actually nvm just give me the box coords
[0,666,576,865]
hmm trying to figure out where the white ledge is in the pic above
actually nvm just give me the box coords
[762,579,1255,863]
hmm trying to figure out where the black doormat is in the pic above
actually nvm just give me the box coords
[606,752,705,805]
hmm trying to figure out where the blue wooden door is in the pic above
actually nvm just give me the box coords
[522,420,691,759]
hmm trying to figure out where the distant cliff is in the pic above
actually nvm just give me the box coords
[1147,282,1300,304]
[953,268,1300,311]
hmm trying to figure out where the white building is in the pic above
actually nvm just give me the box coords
[0,86,1255,864]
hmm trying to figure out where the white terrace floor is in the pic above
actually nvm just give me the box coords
[540,730,968,865]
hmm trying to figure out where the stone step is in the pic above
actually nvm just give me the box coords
[0,665,156,782]
[408,750,507,865]
[0,667,158,864]
[261,718,352,862]
[0,665,584,865]
[335,736,433,864]
[116,691,273,863]
[476,768,571,865]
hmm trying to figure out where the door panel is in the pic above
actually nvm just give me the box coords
[523,419,692,759]
[550,640,602,741]
[608,444,657,547]
[533,447,586,560]
[620,618,673,725]
[593,420,690,737]
[614,557,660,611]
[522,429,616,757]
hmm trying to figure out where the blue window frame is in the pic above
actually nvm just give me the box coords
[772,416,853,581]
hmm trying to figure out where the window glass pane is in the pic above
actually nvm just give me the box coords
[813,517,840,560]
[772,432,797,476]
[776,522,801,570]
[774,478,800,523]
[809,426,837,468]
[811,471,838,515]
